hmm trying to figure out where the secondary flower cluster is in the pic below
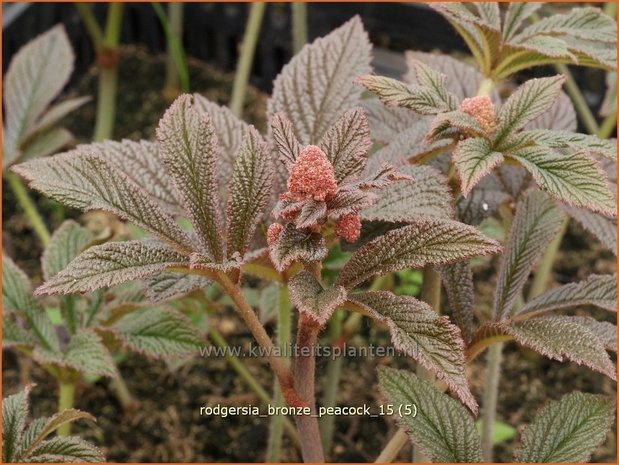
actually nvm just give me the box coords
[459,95,496,134]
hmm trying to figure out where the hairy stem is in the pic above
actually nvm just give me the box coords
[375,429,409,463]
[266,285,293,461]
[481,342,503,461]
[230,2,265,117]
[5,172,51,245]
[320,310,344,456]
[109,375,139,411]
[57,381,76,436]
[528,216,569,300]
[291,3,308,54]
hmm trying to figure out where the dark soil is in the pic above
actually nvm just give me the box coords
[2,48,616,462]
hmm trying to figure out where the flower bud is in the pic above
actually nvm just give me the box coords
[335,213,361,243]
[286,145,338,202]
[459,95,496,134]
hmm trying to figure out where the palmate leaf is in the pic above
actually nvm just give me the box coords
[35,240,188,296]
[143,272,210,303]
[524,90,576,132]
[407,59,458,111]
[378,368,482,462]
[12,152,192,251]
[42,220,93,280]
[268,16,371,145]
[494,189,565,320]
[2,385,32,462]
[3,25,74,165]
[157,94,224,260]
[337,217,501,289]
[355,292,477,413]
[494,76,565,145]
[516,274,617,318]
[318,107,372,183]
[508,146,616,216]
[454,137,504,197]
[2,256,59,352]
[502,3,543,42]
[288,271,346,325]
[361,165,454,222]
[438,262,475,343]
[26,436,104,463]
[514,392,615,463]
[268,223,328,272]
[113,307,202,359]
[505,316,615,380]
[522,130,616,161]
[226,127,273,258]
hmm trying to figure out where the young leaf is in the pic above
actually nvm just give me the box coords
[502,3,543,42]
[516,274,617,318]
[268,16,371,144]
[524,90,577,132]
[268,223,328,272]
[12,152,192,251]
[157,94,224,260]
[438,262,475,343]
[508,146,616,216]
[454,137,504,197]
[288,271,346,325]
[226,127,273,258]
[113,307,202,359]
[361,165,454,222]
[318,107,372,182]
[514,392,615,463]
[505,316,616,380]
[42,220,93,280]
[35,240,188,296]
[494,76,566,144]
[523,129,616,160]
[143,272,210,303]
[378,368,483,462]
[2,386,31,462]
[494,190,565,320]
[271,113,302,167]
[337,217,501,289]
[356,292,477,413]
[408,59,458,111]
[25,436,104,463]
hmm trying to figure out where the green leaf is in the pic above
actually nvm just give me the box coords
[42,220,93,280]
[288,271,346,325]
[517,274,617,318]
[495,76,566,144]
[564,205,617,256]
[426,110,485,143]
[438,262,475,343]
[226,127,273,258]
[502,3,543,42]
[268,223,328,272]
[454,137,504,197]
[408,59,458,111]
[268,16,372,144]
[356,292,477,414]
[494,189,565,320]
[143,272,210,303]
[114,307,203,359]
[337,217,501,289]
[523,129,616,160]
[36,240,188,295]
[2,385,32,462]
[156,94,224,260]
[570,317,617,352]
[19,127,74,161]
[475,420,516,445]
[26,436,104,463]
[378,368,482,462]
[508,146,616,216]
[515,392,615,462]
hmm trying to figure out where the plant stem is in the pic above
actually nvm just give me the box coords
[57,381,76,436]
[230,2,265,117]
[165,2,183,95]
[266,285,293,461]
[109,375,139,411]
[477,77,495,97]
[375,429,409,463]
[554,62,599,135]
[293,314,325,462]
[480,342,503,461]
[320,310,344,456]
[528,216,568,300]
[291,3,308,54]
[5,172,50,245]
[598,111,617,139]
[74,3,104,48]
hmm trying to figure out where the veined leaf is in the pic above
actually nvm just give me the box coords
[524,90,576,132]
[494,190,565,320]
[271,113,302,167]
[3,25,74,164]
[226,127,273,258]
[570,317,617,352]
[508,146,616,216]
[600,72,616,118]
[495,76,565,144]
[505,316,615,380]
[361,165,454,222]
[426,111,485,143]
[26,436,104,463]
[268,16,371,144]
[42,220,93,281]
[438,262,475,343]
[144,272,210,303]
[564,205,617,256]
[268,223,328,272]
[514,391,615,463]
[517,274,617,318]
[12,152,192,251]
[356,292,477,413]
[289,271,346,325]
[361,98,422,143]
[35,240,188,296]
[408,59,458,111]
[378,368,482,462]
[114,307,202,359]
[19,127,74,161]
[157,94,224,260]
[318,107,371,182]
[358,75,453,115]
[523,129,616,160]
[502,3,543,42]
[454,137,504,197]
[3,315,37,348]
[2,256,59,352]
[337,217,501,289]
[24,96,90,141]
[2,385,32,462]
[456,174,510,226]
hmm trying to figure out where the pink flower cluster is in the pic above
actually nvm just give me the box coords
[335,213,361,243]
[284,145,338,202]
[267,223,284,246]
[459,96,496,134]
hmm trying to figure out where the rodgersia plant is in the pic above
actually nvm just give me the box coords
[10,6,617,463]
